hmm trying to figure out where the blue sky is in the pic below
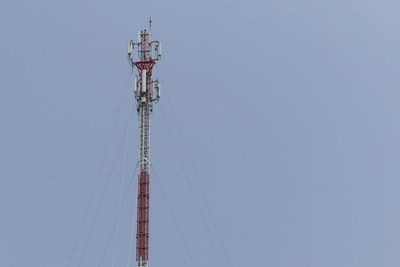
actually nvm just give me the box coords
[1,0,400,266]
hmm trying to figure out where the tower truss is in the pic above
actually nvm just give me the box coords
[128,21,161,267]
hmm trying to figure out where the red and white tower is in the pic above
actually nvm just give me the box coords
[127,21,161,267]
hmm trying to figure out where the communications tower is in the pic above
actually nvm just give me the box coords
[127,20,161,267]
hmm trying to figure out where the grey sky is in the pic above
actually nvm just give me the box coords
[1,0,400,266]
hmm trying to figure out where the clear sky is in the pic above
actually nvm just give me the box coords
[1,0,400,266]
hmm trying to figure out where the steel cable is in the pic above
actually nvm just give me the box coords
[97,161,139,266]
[151,165,198,267]
[112,102,135,267]
[77,117,131,267]
[155,64,233,267]
[67,74,132,267]
[159,105,225,267]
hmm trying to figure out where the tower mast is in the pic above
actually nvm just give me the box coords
[128,21,161,267]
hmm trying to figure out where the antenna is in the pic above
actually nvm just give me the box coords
[149,15,152,31]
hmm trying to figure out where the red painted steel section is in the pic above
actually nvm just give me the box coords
[136,170,150,261]
[134,60,155,75]
[135,60,155,100]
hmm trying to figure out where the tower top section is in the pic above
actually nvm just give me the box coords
[128,24,161,65]
[127,23,162,109]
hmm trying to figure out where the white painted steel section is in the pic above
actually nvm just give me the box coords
[138,259,148,267]
[139,103,150,173]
